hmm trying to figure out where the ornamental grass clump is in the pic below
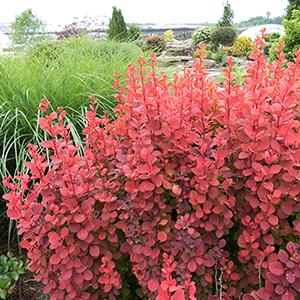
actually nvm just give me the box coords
[3,34,300,300]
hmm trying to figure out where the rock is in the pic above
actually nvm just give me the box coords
[202,59,218,69]
[157,55,193,64]
[207,70,222,82]
[234,57,248,67]
[165,39,195,57]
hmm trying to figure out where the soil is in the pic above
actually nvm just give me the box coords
[7,272,49,300]
[0,217,49,300]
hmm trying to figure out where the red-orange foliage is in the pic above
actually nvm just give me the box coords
[3,35,300,299]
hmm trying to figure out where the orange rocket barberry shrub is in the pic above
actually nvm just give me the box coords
[3,34,300,300]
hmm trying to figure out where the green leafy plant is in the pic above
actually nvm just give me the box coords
[10,9,46,46]
[269,38,283,62]
[163,30,175,42]
[210,47,228,64]
[0,252,25,299]
[263,32,281,57]
[0,37,141,132]
[236,15,284,27]
[26,39,65,62]
[232,36,253,57]
[283,10,300,60]
[127,23,142,42]
[192,26,213,46]
[210,26,237,48]
[218,65,246,85]
[143,34,166,55]
[108,6,128,41]
[286,0,300,20]
[218,1,234,27]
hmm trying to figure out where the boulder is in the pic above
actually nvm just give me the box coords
[157,55,193,64]
[207,69,223,82]
[234,57,248,67]
[202,59,218,69]
[165,39,195,57]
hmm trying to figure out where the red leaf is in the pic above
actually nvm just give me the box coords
[269,261,284,276]
[74,214,86,223]
[50,254,61,265]
[157,231,168,242]
[138,181,155,192]
[48,232,60,248]
[19,240,31,249]
[268,215,279,226]
[239,152,249,159]
[89,246,100,258]
[286,272,296,284]
[6,209,20,219]
[40,140,53,149]
[187,260,197,272]
[152,174,164,187]
[270,165,281,174]
[281,202,293,216]
[203,254,215,267]
[148,278,159,292]
[278,250,289,263]
[275,284,285,295]
[84,270,93,281]
[172,184,182,195]
[282,291,295,300]
[60,187,73,197]
[62,269,72,281]
[77,229,88,240]
[137,164,150,174]
[124,181,137,193]
[171,290,185,300]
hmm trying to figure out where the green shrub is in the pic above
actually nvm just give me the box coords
[218,65,246,85]
[223,46,234,55]
[266,32,281,41]
[263,32,281,57]
[10,9,46,46]
[0,37,141,122]
[164,30,175,42]
[210,26,237,48]
[211,48,228,65]
[232,36,253,57]
[269,39,282,62]
[218,1,234,27]
[286,0,300,20]
[127,23,142,42]
[192,26,213,46]
[143,34,166,55]
[26,39,65,62]
[0,252,25,299]
[283,10,300,60]
[108,7,128,41]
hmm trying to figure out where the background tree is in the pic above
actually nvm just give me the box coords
[127,23,142,42]
[236,15,284,27]
[283,10,300,60]
[108,7,128,41]
[218,1,234,27]
[10,9,45,46]
[286,0,300,20]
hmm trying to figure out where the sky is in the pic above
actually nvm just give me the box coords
[0,0,288,26]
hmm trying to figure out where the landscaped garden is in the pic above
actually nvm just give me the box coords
[0,1,300,299]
